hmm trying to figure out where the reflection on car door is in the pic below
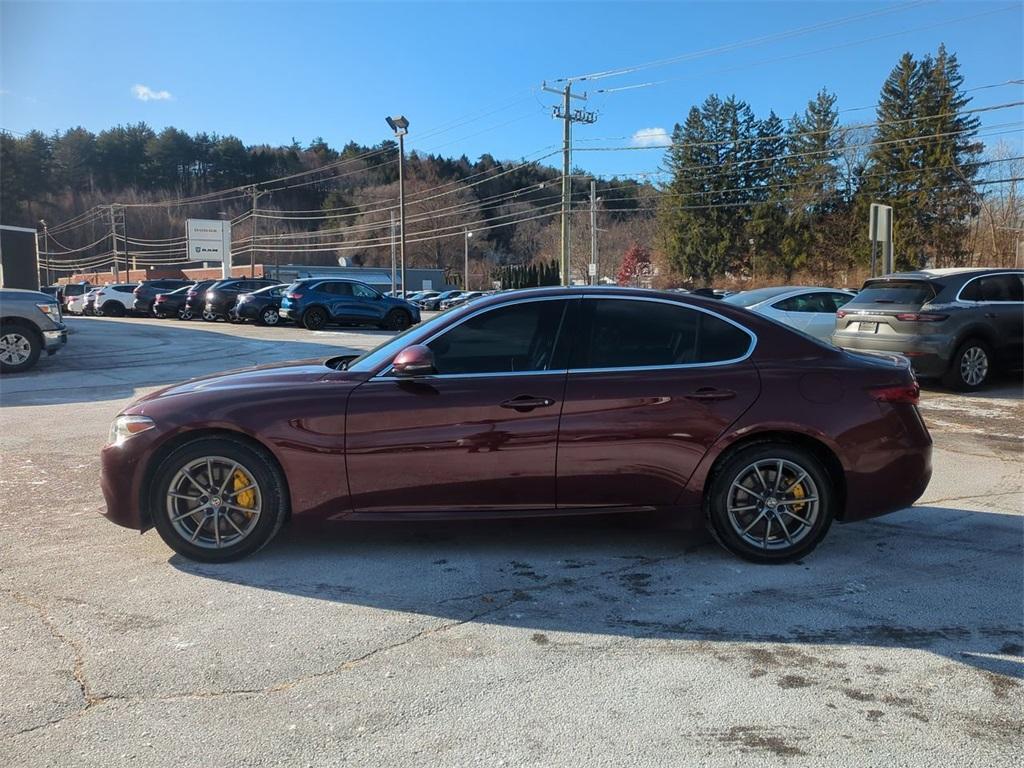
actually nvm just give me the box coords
[556,297,760,510]
[345,297,575,513]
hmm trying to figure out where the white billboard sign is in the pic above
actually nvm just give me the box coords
[186,219,232,278]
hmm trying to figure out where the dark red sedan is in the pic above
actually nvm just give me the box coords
[100,287,932,564]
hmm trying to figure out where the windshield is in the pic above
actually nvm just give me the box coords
[724,287,794,307]
[849,280,936,307]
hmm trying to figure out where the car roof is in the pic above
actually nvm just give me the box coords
[870,267,1017,281]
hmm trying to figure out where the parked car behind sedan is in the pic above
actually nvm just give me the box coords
[440,291,485,310]
[100,286,932,565]
[833,268,1023,390]
[229,284,290,325]
[178,280,217,321]
[0,288,67,373]
[725,286,855,342]
[203,278,278,321]
[132,279,191,315]
[279,278,420,331]
[92,284,138,317]
[57,282,92,312]
[66,289,94,315]
[418,290,462,311]
[152,285,193,318]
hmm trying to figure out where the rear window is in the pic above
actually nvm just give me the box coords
[850,280,936,307]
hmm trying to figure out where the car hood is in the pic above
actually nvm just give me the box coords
[128,358,363,410]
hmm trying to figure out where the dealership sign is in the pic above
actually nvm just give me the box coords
[186,219,231,263]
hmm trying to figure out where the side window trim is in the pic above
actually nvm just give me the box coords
[955,272,1024,304]
[568,295,757,373]
[371,295,577,380]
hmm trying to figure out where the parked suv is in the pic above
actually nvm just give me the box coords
[832,268,1023,390]
[203,278,278,321]
[279,278,421,330]
[57,281,92,312]
[132,279,190,315]
[93,284,138,317]
[179,279,217,320]
[0,288,67,373]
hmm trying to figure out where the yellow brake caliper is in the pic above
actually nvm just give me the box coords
[233,469,256,514]
[790,480,807,516]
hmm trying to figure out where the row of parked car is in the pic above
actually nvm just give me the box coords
[61,277,424,331]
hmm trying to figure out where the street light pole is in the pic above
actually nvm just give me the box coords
[387,116,410,296]
[39,219,50,286]
[464,229,472,290]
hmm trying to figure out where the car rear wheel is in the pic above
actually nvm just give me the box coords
[382,308,412,331]
[102,301,125,317]
[201,308,217,322]
[151,437,288,562]
[707,444,834,564]
[178,307,193,320]
[259,307,280,326]
[943,339,992,391]
[302,307,328,331]
[0,323,41,373]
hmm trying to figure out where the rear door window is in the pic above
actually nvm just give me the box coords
[572,299,751,369]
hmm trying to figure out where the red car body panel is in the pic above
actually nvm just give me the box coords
[99,287,932,534]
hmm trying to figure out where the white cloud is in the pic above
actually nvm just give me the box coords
[630,127,671,148]
[132,84,173,102]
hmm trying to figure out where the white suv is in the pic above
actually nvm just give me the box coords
[93,284,137,317]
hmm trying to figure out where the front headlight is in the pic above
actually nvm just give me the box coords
[109,415,155,445]
[37,302,60,321]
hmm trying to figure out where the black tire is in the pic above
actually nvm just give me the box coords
[259,307,281,326]
[706,443,834,564]
[942,338,993,391]
[102,301,125,317]
[150,436,288,563]
[302,307,328,331]
[0,322,42,373]
[382,308,412,331]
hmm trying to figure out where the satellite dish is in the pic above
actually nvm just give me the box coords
[337,257,348,267]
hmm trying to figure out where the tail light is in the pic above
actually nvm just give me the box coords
[895,312,948,322]
[287,292,302,300]
[869,383,920,405]
[133,287,141,296]
[836,309,848,318]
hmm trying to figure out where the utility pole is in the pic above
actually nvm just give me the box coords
[543,81,596,286]
[397,131,407,296]
[109,205,120,282]
[39,219,50,286]
[589,180,598,286]
[464,229,473,290]
[390,210,397,295]
[250,185,259,278]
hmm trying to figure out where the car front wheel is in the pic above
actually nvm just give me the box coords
[0,323,41,373]
[259,307,280,326]
[707,444,834,564]
[201,308,217,322]
[150,437,288,562]
[943,338,992,391]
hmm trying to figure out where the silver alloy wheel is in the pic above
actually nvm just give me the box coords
[202,308,216,321]
[166,456,263,549]
[960,346,989,387]
[179,307,192,320]
[726,458,820,551]
[0,332,32,366]
[262,307,279,325]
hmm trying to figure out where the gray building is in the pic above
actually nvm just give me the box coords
[270,264,451,293]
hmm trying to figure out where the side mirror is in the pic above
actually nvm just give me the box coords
[391,344,436,377]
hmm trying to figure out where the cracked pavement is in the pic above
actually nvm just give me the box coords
[1,317,1021,766]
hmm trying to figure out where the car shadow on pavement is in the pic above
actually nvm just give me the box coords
[172,504,1024,678]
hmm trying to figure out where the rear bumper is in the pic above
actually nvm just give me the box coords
[132,299,152,313]
[234,302,263,320]
[833,332,950,379]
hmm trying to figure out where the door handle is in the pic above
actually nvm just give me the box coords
[684,388,736,402]
[984,312,997,319]
[500,395,556,412]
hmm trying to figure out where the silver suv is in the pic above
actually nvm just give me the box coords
[0,288,68,373]
[832,268,1023,390]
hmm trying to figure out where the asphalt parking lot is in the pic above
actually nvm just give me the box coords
[1,316,1021,767]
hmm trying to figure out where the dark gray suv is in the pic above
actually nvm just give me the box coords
[832,268,1023,390]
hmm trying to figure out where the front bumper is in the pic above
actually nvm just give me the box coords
[100,431,160,530]
[42,326,67,354]
[833,332,949,379]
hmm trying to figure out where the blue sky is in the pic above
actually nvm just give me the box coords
[1,1,1021,179]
